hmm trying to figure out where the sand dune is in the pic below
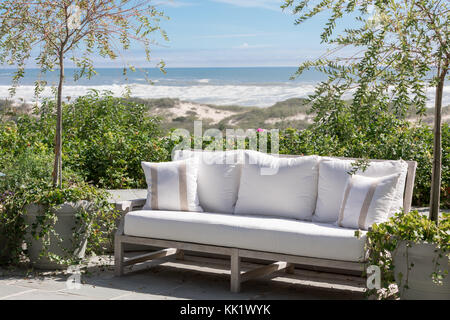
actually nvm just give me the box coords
[153,101,238,124]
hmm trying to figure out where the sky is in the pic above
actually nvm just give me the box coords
[0,0,361,70]
[98,0,346,68]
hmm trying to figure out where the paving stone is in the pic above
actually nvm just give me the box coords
[4,290,98,300]
[112,292,187,300]
[0,283,36,299]
[59,283,133,300]
[158,272,254,300]
[252,281,364,300]
[10,278,69,292]
[89,269,189,296]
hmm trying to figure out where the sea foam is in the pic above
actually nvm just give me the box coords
[0,83,448,108]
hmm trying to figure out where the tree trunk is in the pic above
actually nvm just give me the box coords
[52,54,64,188]
[429,67,447,222]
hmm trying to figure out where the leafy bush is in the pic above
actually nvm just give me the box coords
[0,150,52,264]
[59,92,170,188]
[1,92,447,208]
[1,91,171,189]
[277,123,449,208]
[184,122,448,208]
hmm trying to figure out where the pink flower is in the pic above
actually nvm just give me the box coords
[256,128,264,133]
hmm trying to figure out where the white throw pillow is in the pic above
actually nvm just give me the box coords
[234,151,319,220]
[142,158,202,212]
[337,173,400,230]
[314,158,408,223]
[173,149,243,214]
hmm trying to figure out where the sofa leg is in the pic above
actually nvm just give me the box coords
[286,263,295,274]
[230,249,241,293]
[175,250,185,261]
[114,237,124,277]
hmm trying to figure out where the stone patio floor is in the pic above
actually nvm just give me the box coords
[0,253,366,300]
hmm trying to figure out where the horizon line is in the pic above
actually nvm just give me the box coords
[0,66,301,70]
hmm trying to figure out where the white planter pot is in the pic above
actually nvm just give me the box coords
[393,241,450,300]
[25,201,91,270]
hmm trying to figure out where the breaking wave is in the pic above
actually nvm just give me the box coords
[0,82,448,108]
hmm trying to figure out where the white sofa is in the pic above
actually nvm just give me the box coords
[115,150,416,292]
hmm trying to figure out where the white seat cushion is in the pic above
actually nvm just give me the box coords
[234,151,319,220]
[314,158,408,223]
[173,149,243,214]
[124,210,367,262]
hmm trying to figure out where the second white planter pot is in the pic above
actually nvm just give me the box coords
[393,241,450,300]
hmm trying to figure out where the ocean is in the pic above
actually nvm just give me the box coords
[0,67,447,107]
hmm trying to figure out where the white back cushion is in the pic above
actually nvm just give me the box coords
[234,151,319,220]
[337,173,400,230]
[314,158,408,223]
[173,150,243,214]
[142,158,202,212]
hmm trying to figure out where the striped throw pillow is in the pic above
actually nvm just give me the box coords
[337,173,400,230]
[141,158,203,212]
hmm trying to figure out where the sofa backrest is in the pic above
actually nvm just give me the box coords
[174,149,417,216]
[277,154,417,214]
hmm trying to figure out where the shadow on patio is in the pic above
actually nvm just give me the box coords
[0,253,366,300]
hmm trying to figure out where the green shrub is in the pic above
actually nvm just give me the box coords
[26,91,169,189]
[61,92,170,188]
[0,91,171,190]
[0,150,52,264]
[1,92,447,208]
[188,123,448,208]
[277,124,448,208]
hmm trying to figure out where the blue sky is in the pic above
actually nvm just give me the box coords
[107,0,344,68]
[2,0,361,69]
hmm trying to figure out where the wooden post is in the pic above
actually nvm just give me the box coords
[230,249,241,293]
[114,236,124,277]
[176,250,185,261]
[114,220,125,276]
[286,263,295,274]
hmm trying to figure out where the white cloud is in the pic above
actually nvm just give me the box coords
[156,0,196,8]
[196,32,276,39]
[234,42,273,49]
[211,0,283,11]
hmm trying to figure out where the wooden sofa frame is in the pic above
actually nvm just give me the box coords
[114,157,417,293]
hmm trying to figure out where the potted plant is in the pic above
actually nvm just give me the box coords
[359,210,449,299]
[23,184,113,269]
[0,151,115,269]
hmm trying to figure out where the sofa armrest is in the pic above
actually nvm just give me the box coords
[129,198,146,211]
[114,198,146,213]
[114,198,146,239]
